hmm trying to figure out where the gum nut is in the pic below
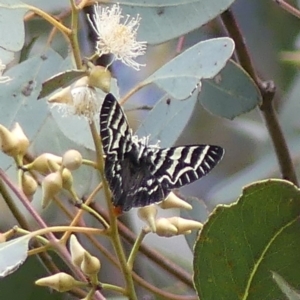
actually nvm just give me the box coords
[159,192,192,210]
[62,150,82,170]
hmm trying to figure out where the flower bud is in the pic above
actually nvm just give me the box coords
[22,173,38,200]
[62,150,82,170]
[80,251,101,276]
[35,272,78,292]
[41,171,63,208]
[137,204,157,232]
[154,218,178,237]
[88,65,111,92]
[0,233,6,243]
[69,234,86,268]
[48,86,73,105]
[61,168,73,190]
[167,217,202,235]
[159,192,192,210]
[11,123,29,156]
[0,124,19,157]
[26,153,62,175]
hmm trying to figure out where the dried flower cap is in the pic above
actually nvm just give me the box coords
[48,86,73,105]
[137,204,157,232]
[35,272,78,292]
[88,3,147,70]
[41,171,63,208]
[62,150,82,170]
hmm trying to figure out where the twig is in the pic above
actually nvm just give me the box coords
[220,9,298,186]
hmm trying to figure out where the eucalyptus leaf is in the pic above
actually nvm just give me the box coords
[117,0,236,44]
[0,235,30,278]
[194,179,300,300]
[0,0,27,51]
[144,37,234,100]
[199,60,262,119]
[136,92,198,147]
[38,69,87,99]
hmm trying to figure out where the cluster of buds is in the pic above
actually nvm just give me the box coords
[48,64,111,121]
[35,234,101,296]
[0,122,84,206]
[138,192,203,237]
[36,150,83,208]
[21,149,83,207]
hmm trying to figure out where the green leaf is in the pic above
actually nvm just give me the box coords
[199,60,262,119]
[272,272,300,300]
[136,92,197,147]
[118,0,236,44]
[38,69,87,99]
[0,235,30,278]
[194,179,300,300]
[0,0,27,51]
[144,37,235,100]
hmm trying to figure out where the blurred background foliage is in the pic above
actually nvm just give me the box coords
[1,0,300,299]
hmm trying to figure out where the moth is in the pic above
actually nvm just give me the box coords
[99,93,224,212]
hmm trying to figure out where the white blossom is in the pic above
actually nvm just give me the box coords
[0,60,11,83]
[87,4,147,70]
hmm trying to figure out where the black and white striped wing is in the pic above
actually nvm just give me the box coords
[149,145,224,189]
[100,93,132,160]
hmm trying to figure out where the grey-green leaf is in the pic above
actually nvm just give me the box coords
[136,92,198,147]
[0,0,27,51]
[117,0,236,44]
[144,37,235,100]
[0,235,30,278]
[199,60,262,119]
